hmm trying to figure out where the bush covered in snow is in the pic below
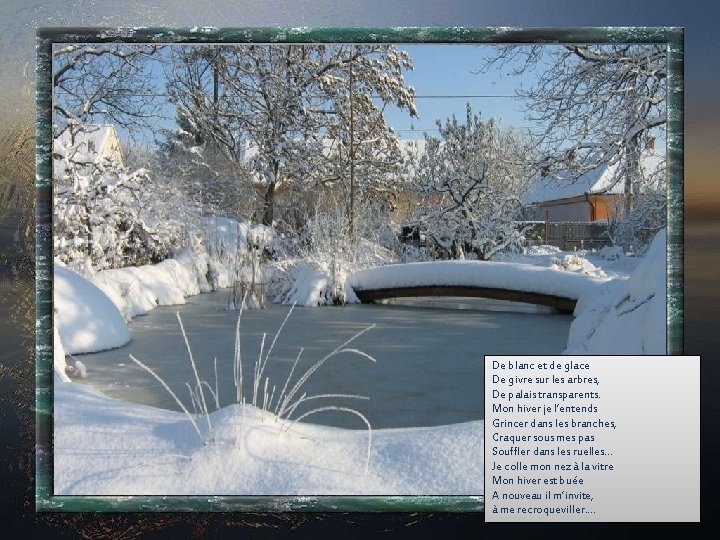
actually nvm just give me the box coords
[551,252,608,279]
[607,189,666,254]
[54,263,131,354]
[268,203,396,306]
[54,144,187,272]
[598,245,625,261]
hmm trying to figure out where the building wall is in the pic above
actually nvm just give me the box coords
[529,200,590,222]
[526,194,626,223]
[101,128,124,167]
[589,194,623,221]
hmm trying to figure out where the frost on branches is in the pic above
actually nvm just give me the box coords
[53,127,184,271]
[166,44,416,228]
[483,44,667,249]
[155,109,255,220]
[52,43,163,139]
[413,104,534,261]
[607,164,666,252]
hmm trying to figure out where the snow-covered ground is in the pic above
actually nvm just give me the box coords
[51,224,666,496]
[54,380,483,495]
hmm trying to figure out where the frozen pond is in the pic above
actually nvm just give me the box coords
[74,290,572,429]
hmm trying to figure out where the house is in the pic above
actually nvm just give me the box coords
[522,150,665,223]
[53,124,125,178]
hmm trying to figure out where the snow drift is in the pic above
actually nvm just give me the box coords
[54,263,130,355]
[564,229,666,355]
[53,380,484,495]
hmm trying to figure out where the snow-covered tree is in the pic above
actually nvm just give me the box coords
[166,45,322,227]
[314,45,416,234]
[607,154,666,251]
[53,133,184,271]
[482,44,667,247]
[413,104,535,260]
[154,109,254,220]
[166,44,416,228]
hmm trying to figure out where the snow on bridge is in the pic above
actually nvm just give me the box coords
[348,261,609,314]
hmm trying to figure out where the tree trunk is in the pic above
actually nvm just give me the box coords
[261,182,275,226]
[261,160,280,226]
[348,56,355,238]
[624,135,641,216]
[452,239,464,260]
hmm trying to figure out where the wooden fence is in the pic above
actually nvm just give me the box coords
[399,220,613,253]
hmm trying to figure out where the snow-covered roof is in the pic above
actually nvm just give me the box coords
[53,124,123,178]
[54,124,118,161]
[523,150,665,205]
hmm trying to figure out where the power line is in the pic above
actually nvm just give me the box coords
[413,94,519,99]
[392,126,545,133]
[371,94,519,99]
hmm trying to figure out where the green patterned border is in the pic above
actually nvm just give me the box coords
[35,26,684,513]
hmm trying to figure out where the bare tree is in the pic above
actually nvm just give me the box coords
[52,43,164,141]
[482,44,667,215]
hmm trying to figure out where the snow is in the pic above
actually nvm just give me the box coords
[53,379,483,495]
[523,150,665,204]
[348,260,609,302]
[54,263,130,355]
[90,258,201,320]
[201,216,275,289]
[51,227,665,496]
[53,323,71,383]
[279,262,336,307]
[564,229,666,355]
[53,124,122,177]
[54,215,277,354]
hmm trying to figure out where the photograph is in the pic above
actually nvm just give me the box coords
[0,0,717,537]
[44,29,671,502]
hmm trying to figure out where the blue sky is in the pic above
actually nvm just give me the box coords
[115,43,543,146]
[382,44,544,139]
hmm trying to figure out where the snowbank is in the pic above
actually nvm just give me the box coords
[349,260,608,301]
[564,229,666,355]
[495,243,639,280]
[90,258,202,320]
[53,324,71,382]
[54,264,130,355]
[54,381,483,496]
[54,216,269,359]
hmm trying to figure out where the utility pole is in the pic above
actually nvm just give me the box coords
[348,53,355,238]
